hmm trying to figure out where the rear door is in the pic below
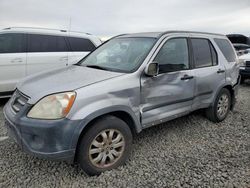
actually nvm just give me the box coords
[0,33,27,93]
[190,37,226,110]
[67,37,96,65]
[26,34,69,75]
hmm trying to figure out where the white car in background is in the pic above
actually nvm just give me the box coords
[0,27,102,97]
[239,52,250,83]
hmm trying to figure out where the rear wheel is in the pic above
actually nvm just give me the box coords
[206,88,231,122]
[77,115,132,176]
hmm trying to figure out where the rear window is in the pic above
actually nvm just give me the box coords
[0,33,26,53]
[214,38,236,62]
[28,34,68,52]
[67,37,96,52]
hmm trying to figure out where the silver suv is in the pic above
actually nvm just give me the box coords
[4,31,240,175]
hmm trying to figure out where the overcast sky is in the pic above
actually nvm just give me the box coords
[0,0,249,39]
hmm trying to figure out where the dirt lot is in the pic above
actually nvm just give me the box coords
[0,83,250,187]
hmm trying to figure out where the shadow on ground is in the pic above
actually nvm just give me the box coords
[0,98,9,106]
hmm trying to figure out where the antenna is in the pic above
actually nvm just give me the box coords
[68,17,72,33]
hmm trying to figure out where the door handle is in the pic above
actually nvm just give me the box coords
[181,74,194,80]
[11,58,22,63]
[217,69,225,74]
[59,56,68,61]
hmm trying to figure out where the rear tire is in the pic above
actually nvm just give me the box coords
[77,115,132,176]
[206,88,231,122]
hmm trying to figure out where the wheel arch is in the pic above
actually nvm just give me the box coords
[223,85,235,110]
[71,107,141,162]
[213,83,235,109]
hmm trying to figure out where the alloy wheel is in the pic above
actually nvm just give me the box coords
[217,94,229,118]
[88,129,125,168]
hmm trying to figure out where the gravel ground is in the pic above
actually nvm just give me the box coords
[0,83,250,188]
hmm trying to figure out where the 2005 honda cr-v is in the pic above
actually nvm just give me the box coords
[4,31,240,175]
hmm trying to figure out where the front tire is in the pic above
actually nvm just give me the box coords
[206,88,231,122]
[77,115,132,176]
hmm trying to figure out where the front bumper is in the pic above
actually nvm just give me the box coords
[3,98,81,163]
[239,67,250,78]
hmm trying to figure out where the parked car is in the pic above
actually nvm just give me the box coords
[244,48,250,54]
[233,43,250,51]
[239,53,250,83]
[233,43,250,56]
[0,27,102,98]
[226,34,250,56]
[227,34,250,45]
[4,31,240,175]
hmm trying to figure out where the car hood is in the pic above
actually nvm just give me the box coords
[17,65,124,104]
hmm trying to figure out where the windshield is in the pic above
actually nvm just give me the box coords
[78,37,156,73]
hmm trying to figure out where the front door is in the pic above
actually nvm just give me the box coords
[140,37,195,127]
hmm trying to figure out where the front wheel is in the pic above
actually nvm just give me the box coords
[77,115,132,176]
[206,88,231,122]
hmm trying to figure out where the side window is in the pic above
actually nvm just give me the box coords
[214,38,236,62]
[154,38,189,74]
[0,33,26,53]
[56,36,68,52]
[210,43,218,65]
[28,34,57,52]
[191,38,213,68]
[68,37,96,52]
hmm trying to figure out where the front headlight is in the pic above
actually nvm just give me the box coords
[27,92,76,119]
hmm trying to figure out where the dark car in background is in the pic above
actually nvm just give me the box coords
[227,34,250,45]
[226,34,250,83]
[233,43,250,51]
[227,34,250,56]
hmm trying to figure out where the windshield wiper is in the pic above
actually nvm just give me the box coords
[85,65,108,71]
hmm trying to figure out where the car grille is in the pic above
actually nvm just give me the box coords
[246,61,250,67]
[11,90,29,114]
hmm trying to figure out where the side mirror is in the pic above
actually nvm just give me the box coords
[145,62,159,77]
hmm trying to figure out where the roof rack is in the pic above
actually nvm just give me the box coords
[2,27,92,35]
[159,30,224,38]
[3,26,68,32]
